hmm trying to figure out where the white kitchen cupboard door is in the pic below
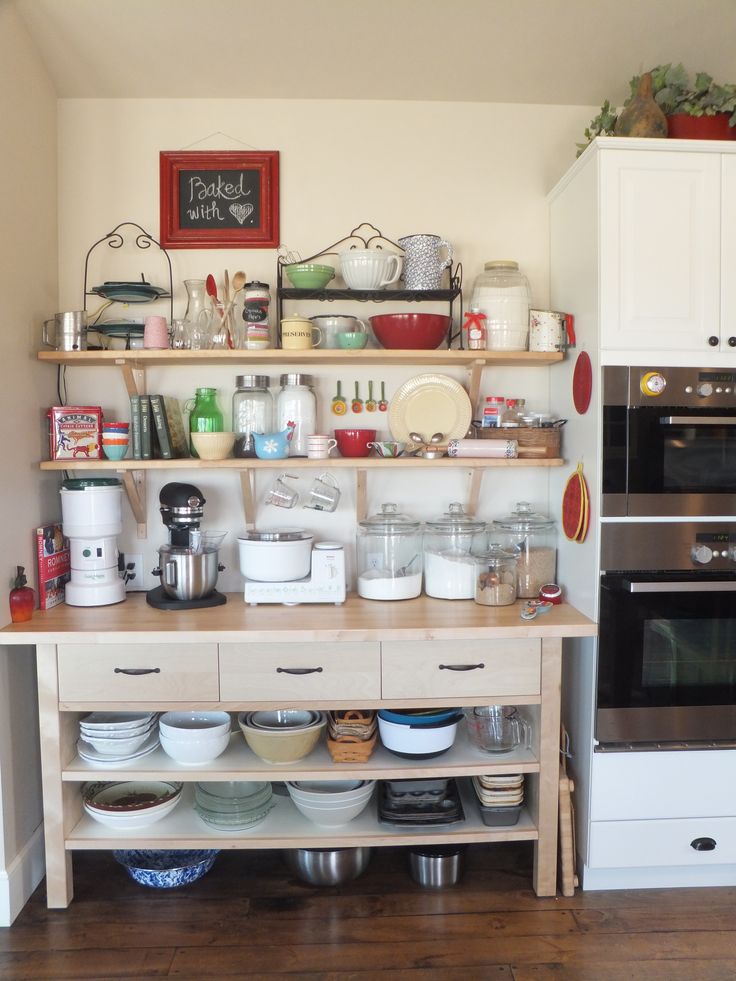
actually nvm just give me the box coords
[721,154,736,351]
[600,149,721,353]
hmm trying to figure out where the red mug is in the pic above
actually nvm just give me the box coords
[334,428,377,457]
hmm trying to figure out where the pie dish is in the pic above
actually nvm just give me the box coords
[388,373,472,450]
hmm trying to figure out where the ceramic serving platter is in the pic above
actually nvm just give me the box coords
[388,373,472,450]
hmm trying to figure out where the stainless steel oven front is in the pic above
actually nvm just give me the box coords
[602,366,736,518]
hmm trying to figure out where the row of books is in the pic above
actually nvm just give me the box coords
[129,395,190,460]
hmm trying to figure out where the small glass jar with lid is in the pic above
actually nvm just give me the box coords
[232,375,273,458]
[492,501,557,598]
[474,544,519,607]
[500,398,526,428]
[470,260,532,352]
[423,502,487,600]
[357,503,422,601]
[276,373,316,457]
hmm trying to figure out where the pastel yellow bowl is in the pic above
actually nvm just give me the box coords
[190,432,236,461]
[237,712,326,764]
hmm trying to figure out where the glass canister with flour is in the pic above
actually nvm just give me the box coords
[357,503,422,601]
[492,502,556,598]
[423,503,487,600]
[470,260,531,351]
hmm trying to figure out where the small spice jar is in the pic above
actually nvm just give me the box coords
[492,501,557,599]
[474,545,519,607]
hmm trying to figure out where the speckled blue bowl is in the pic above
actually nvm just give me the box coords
[113,849,219,888]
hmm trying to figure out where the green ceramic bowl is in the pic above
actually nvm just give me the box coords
[337,331,368,349]
[285,263,335,289]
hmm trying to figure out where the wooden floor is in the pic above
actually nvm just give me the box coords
[3,843,736,980]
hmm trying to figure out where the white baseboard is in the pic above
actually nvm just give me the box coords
[0,824,45,927]
[582,860,736,891]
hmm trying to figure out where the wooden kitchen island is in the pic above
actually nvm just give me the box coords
[0,595,595,907]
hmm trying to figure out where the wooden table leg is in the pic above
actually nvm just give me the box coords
[532,637,562,897]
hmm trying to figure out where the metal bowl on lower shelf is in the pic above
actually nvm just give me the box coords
[281,846,372,886]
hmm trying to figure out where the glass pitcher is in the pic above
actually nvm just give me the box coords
[186,387,224,457]
[464,705,532,754]
[183,279,213,350]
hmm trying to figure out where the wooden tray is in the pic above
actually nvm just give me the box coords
[326,732,378,763]
[472,425,561,458]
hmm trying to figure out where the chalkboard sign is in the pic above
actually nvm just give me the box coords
[160,151,279,249]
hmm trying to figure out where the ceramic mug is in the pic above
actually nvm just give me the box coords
[334,428,377,458]
[303,472,341,512]
[529,310,576,352]
[281,316,322,350]
[339,249,402,290]
[310,314,369,349]
[306,434,338,460]
[265,473,299,508]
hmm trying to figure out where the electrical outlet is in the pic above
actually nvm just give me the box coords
[121,552,145,591]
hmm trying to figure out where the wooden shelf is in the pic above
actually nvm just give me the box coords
[39,456,564,471]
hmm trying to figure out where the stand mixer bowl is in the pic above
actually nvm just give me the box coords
[153,545,225,601]
[238,529,314,582]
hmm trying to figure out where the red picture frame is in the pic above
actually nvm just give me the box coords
[159,150,279,249]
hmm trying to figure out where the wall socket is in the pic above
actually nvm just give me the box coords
[120,552,145,591]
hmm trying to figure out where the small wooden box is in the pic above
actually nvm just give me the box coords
[473,425,561,459]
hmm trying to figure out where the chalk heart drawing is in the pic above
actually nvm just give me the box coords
[230,203,254,225]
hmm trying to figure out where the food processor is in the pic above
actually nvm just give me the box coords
[59,477,126,607]
[147,482,227,610]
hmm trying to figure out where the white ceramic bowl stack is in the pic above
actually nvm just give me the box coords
[82,780,183,829]
[286,780,376,827]
[78,711,159,764]
[158,711,232,765]
[194,780,275,831]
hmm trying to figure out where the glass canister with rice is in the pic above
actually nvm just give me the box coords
[492,502,556,599]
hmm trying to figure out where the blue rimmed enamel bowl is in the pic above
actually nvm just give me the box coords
[113,849,219,888]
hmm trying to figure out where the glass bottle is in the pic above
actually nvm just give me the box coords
[357,503,422,601]
[183,279,213,350]
[186,387,224,457]
[276,373,316,457]
[232,375,274,458]
[492,501,557,598]
[471,260,531,351]
[423,503,487,599]
[474,544,519,606]
[501,398,526,427]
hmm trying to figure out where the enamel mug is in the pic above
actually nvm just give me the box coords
[529,310,576,352]
[280,315,323,350]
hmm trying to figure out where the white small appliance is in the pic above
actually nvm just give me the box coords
[60,477,126,607]
[238,530,346,605]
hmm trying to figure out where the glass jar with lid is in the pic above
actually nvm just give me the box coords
[276,373,316,457]
[357,503,422,601]
[500,398,526,428]
[470,260,532,352]
[492,501,556,598]
[232,375,274,458]
[474,544,519,607]
[423,502,487,600]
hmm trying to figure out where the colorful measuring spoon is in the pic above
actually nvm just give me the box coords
[366,381,377,412]
[378,382,388,411]
[351,381,363,413]
[332,380,347,416]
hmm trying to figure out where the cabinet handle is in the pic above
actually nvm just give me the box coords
[729,337,736,347]
[438,662,485,672]
[708,335,719,346]
[113,667,161,676]
[276,666,323,675]
[690,836,717,852]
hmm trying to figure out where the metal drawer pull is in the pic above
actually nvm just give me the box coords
[690,837,717,852]
[113,667,161,676]
[439,662,485,672]
[276,667,323,675]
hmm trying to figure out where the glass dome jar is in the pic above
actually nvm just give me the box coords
[276,373,316,457]
[492,501,556,598]
[470,260,532,352]
[357,503,422,601]
[423,502,487,600]
[474,544,520,607]
[232,375,273,458]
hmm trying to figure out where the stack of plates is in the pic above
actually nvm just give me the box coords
[194,781,275,832]
[471,774,525,826]
[78,712,159,765]
[82,780,182,829]
[379,777,464,828]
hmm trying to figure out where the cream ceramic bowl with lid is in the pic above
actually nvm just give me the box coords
[238,529,313,582]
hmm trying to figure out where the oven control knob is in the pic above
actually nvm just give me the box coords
[696,382,714,398]
[640,371,667,397]
[691,545,713,565]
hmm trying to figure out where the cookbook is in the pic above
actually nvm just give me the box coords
[35,523,71,610]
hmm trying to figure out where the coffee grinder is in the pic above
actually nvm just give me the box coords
[146,481,227,610]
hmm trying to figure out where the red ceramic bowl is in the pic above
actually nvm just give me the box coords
[334,429,377,458]
[369,313,451,350]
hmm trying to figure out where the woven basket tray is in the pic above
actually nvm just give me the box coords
[327,732,377,763]
[472,425,561,458]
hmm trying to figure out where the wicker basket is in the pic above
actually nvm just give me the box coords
[472,425,561,459]
[326,732,378,763]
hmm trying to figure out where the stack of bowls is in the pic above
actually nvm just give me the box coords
[158,711,232,765]
[377,708,462,759]
[286,780,376,827]
[113,849,220,888]
[237,710,326,764]
[284,263,335,289]
[82,780,183,829]
[102,421,129,461]
[194,781,275,831]
[78,711,159,764]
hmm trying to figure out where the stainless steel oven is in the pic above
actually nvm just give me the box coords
[598,522,736,748]
[602,366,736,518]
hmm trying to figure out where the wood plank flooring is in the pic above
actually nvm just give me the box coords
[3,843,736,980]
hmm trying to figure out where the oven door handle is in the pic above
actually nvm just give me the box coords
[660,416,736,425]
[625,580,736,593]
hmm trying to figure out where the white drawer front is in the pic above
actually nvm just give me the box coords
[589,817,736,868]
[381,639,541,700]
[57,644,219,702]
[591,750,736,821]
[219,642,381,702]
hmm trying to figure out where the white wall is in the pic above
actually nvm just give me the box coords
[0,1,58,924]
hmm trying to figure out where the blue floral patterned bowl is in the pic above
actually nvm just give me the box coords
[113,849,219,888]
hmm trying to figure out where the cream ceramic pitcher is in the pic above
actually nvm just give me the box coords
[398,234,454,289]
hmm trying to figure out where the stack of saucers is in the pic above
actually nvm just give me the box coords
[194,781,275,832]
[471,774,525,826]
[78,711,159,765]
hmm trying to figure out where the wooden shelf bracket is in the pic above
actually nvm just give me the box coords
[120,469,147,538]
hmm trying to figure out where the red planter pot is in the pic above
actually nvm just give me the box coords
[667,113,736,140]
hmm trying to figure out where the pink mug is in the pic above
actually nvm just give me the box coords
[144,315,169,349]
[333,428,377,458]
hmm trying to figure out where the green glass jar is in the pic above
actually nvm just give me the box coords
[186,387,224,457]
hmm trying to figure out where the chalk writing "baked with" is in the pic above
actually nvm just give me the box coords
[186,174,253,203]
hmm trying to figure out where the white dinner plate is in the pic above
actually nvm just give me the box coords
[388,373,472,450]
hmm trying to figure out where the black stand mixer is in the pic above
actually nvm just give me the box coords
[146,481,227,610]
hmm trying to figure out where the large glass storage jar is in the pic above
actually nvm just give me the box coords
[276,373,316,457]
[423,502,487,600]
[474,544,519,607]
[232,375,273,458]
[470,260,531,351]
[492,501,556,598]
[357,503,422,601]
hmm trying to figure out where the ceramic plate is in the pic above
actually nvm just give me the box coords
[91,282,168,302]
[77,729,160,765]
[388,374,472,449]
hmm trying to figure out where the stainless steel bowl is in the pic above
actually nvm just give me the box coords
[152,546,224,601]
[408,845,465,888]
[281,847,371,885]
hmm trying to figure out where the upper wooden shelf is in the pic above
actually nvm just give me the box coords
[39,456,564,472]
[37,349,564,369]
